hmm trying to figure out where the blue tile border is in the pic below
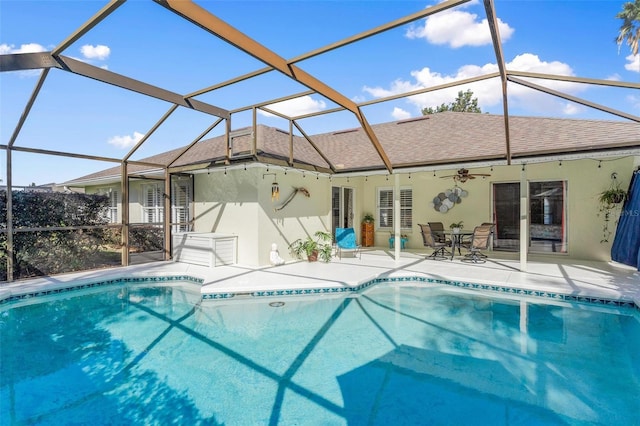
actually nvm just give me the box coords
[2,273,637,313]
[202,275,640,312]
[0,275,204,306]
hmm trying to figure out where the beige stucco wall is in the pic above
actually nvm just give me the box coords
[193,170,259,265]
[257,171,332,265]
[193,168,332,266]
[87,155,638,266]
[358,157,638,261]
[86,180,146,224]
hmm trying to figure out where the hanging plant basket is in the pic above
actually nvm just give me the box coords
[599,188,627,206]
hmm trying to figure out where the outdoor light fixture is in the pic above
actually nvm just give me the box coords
[263,173,279,202]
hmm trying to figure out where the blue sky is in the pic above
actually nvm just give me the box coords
[1,0,638,186]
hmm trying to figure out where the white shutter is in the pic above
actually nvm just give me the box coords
[377,188,394,228]
[109,189,119,223]
[172,181,191,232]
[400,188,413,228]
[143,184,164,223]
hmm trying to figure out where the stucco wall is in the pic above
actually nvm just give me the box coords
[87,155,638,265]
[257,171,332,265]
[358,157,638,261]
[193,168,332,266]
[193,170,259,265]
[86,180,145,223]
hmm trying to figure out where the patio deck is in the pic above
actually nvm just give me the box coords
[3,248,639,310]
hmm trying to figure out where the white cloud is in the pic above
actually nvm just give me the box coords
[562,103,582,115]
[80,44,110,60]
[363,53,582,117]
[624,53,639,73]
[108,131,144,149]
[259,95,327,117]
[391,107,411,120]
[406,8,514,48]
[0,43,46,54]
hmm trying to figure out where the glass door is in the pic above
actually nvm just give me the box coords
[331,186,355,238]
[492,181,567,253]
[493,183,520,251]
[529,181,567,253]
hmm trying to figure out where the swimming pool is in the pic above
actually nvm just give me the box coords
[1,282,638,425]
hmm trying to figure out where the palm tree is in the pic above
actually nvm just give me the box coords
[616,0,640,56]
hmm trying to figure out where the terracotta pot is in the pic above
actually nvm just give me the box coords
[307,250,318,262]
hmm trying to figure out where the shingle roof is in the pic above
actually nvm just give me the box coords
[310,113,640,170]
[64,112,639,185]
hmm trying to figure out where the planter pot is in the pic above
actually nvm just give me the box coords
[307,250,318,262]
[452,227,461,234]
[611,194,625,204]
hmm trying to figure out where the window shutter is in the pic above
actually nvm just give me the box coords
[378,189,393,228]
[400,189,413,228]
[172,182,191,231]
[110,189,119,223]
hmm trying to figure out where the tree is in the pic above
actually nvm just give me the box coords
[616,0,640,56]
[421,89,482,115]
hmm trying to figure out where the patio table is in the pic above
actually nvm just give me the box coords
[450,230,474,260]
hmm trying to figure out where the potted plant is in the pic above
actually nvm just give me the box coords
[598,188,627,206]
[289,231,333,262]
[597,187,627,243]
[362,213,375,224]
[449,221,464,234]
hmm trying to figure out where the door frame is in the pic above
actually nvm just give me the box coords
[331,186,356,238]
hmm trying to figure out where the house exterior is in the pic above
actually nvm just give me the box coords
[64,112,640,267]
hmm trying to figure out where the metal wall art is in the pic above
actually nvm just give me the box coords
[431,187,468,213]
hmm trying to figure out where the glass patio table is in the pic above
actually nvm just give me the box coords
[450,230,474,260]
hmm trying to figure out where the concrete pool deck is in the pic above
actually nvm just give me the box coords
[2,248,639,309]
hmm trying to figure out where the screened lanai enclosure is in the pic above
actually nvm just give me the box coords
[1,0,639,281]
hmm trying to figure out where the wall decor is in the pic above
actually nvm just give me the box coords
[430,186,468,213]
[275,187,310,211]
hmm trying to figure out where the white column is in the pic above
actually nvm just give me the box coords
[520,166,528,272]
[394,174,401,262]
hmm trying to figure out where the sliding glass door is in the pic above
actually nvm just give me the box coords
[492,181,567,253]
[493,183,520,251]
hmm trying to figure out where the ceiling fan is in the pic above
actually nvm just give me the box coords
[440,168,491,183]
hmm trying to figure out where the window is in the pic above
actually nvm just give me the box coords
[142,183,164,224]
[377,187,412,229]
[97,187,118,223]
[171,180,191,232]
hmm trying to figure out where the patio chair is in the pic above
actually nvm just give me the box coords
[418,224,449,260]
[335,227,361,259]
[480,222,495,253]
[427,221,451,245]
[462,225,493,263]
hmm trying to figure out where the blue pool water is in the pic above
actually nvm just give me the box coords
[1,282,639,425]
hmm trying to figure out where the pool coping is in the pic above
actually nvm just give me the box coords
[0,274,204,306]
[201,272,640,312]
[2,270,638,313]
